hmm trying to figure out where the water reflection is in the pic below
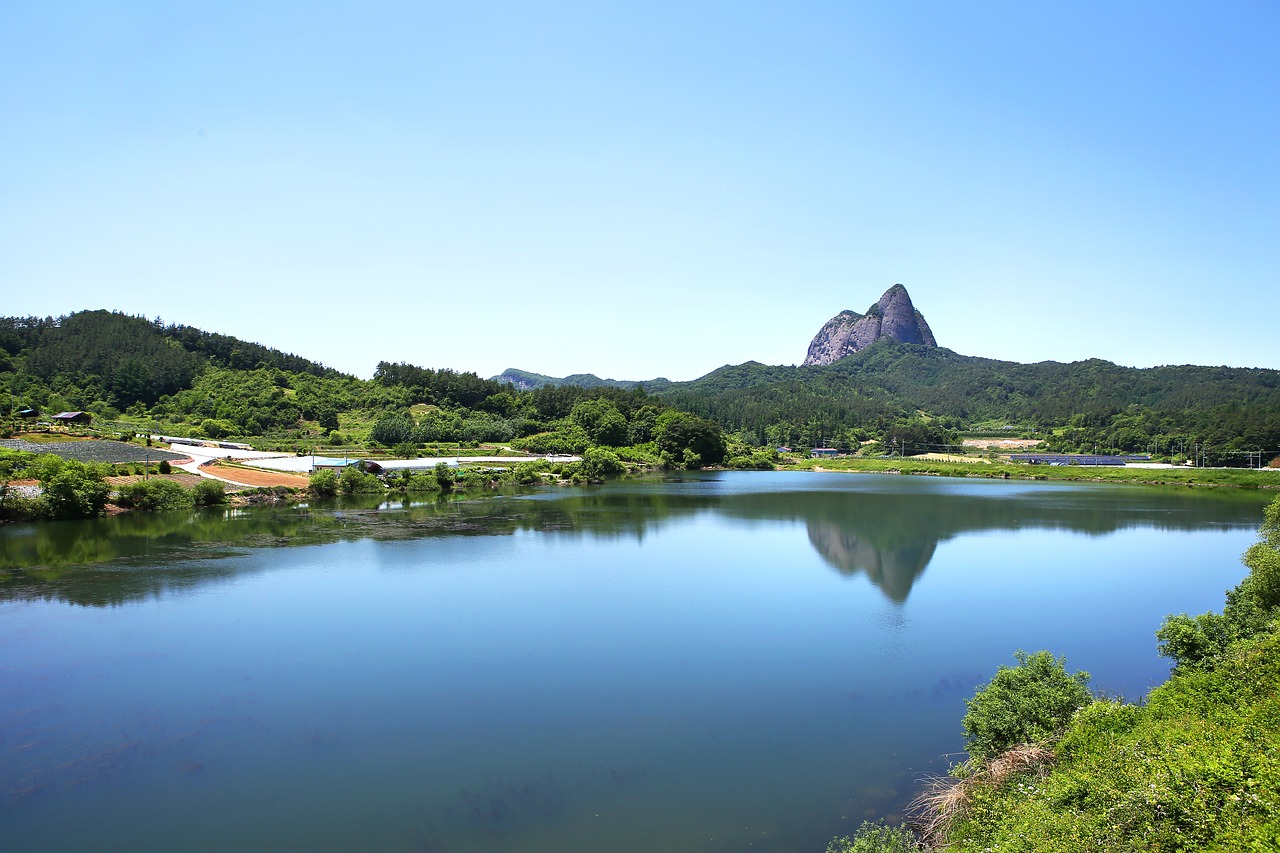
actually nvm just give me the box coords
[1,474,1270,606]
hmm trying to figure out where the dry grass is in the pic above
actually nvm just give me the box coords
[910,770,974,847]
[908,744,1055,847]
[986,743,1054,786]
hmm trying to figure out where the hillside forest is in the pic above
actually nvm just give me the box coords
[0,311,736,471]
[2,310,1279,468]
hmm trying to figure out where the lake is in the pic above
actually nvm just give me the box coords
[0,472,1272,852]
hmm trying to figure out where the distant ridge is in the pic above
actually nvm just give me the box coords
[803,283,937,366]
[493,367,670,392]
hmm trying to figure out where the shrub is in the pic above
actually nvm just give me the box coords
[39,458,112,519]
[1158,497,1280,672]
[962,650,1092,760]
[404,471,442,493]
[580,447,624,481]
[511,460,550,485]
[158,459,172,475]
[115,479,194,511]
[826,821,917,853]
[726,450,777,470]
[309,468,339,497]
[339,465,383,495]
[191,478,227,506]
[433,462,456,491]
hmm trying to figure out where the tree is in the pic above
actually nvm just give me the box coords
[570,398,628,447]
[339,466,383,494]
[371,413,414,446]
[962,650,1091,760]
[655,413,726,468]
[39,458,112,519]
[309,468,339,497]
[580,447,624,481]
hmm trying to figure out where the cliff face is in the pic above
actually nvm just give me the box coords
[803,284,937,366]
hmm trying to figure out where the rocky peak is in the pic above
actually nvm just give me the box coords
[803,284,937,366]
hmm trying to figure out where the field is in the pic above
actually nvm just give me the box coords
[203,461,311,489]
[1,437,190,464]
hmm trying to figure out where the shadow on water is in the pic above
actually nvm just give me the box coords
[1,473,1271,606]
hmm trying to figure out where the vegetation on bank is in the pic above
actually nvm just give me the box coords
[1,310,733,476]
[833,496,1280,851]
[5,311,1278,476]
[0,447,226,521]
[788,455,1280,489]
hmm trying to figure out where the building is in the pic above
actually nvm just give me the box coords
[810,447,840,458]
[51,411,92,425]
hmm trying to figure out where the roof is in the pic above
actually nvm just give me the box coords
[51,411,91,419]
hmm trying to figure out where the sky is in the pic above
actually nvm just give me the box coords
[3,2,1278,381]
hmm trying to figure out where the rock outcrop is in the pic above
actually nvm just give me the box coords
[803,284,937,366]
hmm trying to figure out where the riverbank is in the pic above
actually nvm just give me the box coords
[786,456,1280,489]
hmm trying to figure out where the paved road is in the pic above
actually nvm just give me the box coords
[244,454,579,473]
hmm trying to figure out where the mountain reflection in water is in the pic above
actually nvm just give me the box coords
[1,473,1270,606]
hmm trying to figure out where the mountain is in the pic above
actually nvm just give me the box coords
[651,339,1280,459]
[803,283,937,366]
[493,367,671,392]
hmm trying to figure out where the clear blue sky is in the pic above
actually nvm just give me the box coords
[3,2,1277,380]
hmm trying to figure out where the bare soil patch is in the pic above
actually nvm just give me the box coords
[204,461,310,489]
[105,473,205,488]
[962,438,1043,450]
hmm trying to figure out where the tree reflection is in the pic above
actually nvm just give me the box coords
[1,476,1270,606]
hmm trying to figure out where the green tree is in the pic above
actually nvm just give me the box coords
[571,398,628,446]
[655,413,726,468]
[309,468,339,497]
[339,466,383,494]
[370,413,414,446]
[39,458,112,519]
[433,462,456,491]
[580,447,624,480]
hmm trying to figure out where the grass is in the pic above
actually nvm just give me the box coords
[936,631,1280,851]
[910,744,1056,847]
[785,455,1280,489]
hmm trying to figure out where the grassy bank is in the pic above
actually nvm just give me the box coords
[831,496,1280,852]
[787,456,1280,489]
[932,629,1280,851]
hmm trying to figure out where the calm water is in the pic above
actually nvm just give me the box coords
[0,472,1272,852]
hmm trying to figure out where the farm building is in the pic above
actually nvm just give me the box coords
[51,411,92,425]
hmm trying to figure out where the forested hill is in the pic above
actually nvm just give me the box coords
[650,341,1280,459]
[3,309,1278,465]
[0,310,343,407]
[0,310,734,469]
